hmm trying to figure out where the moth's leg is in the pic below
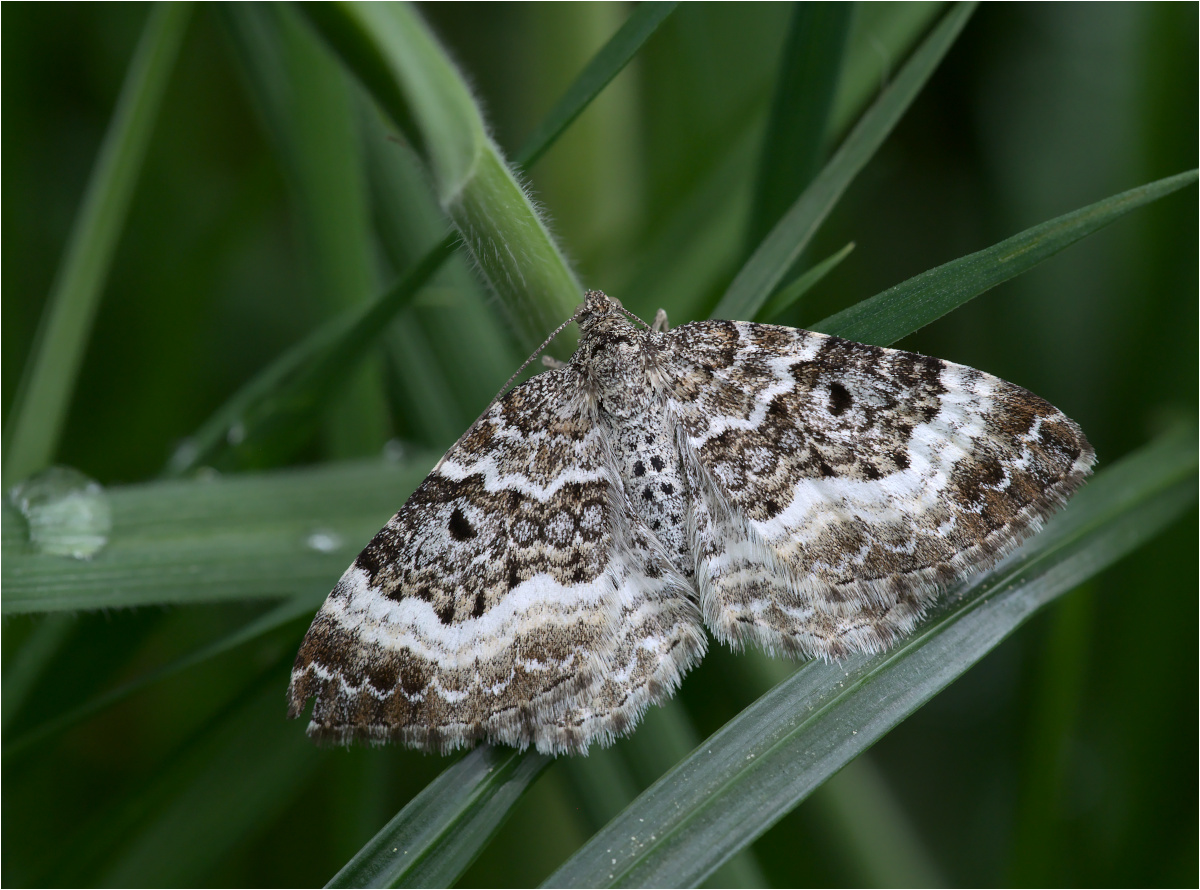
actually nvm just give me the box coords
[652,309,669,333]
[541,355,567,370]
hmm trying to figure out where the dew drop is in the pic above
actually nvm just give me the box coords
[382,439,407,463]
[226,421,247,446]
[306,529,343,553]
[9,467,112,559]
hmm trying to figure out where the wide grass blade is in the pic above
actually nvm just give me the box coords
[816,169,1200,344]
[302,3,580,346]
[3,456,435,613]
[547,424,1198,888]
[327,746,551,888]
[713,2,974,321]
[2,4,192,485]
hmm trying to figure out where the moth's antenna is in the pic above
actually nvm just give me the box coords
[432,304,584,471]
[617,305,651,330]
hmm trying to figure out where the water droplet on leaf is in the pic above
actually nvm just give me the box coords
[9,467,112,559]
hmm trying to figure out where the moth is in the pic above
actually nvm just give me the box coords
[288,290,1093,754]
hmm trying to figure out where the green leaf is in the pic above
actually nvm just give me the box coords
[327,746,551,889]
[515,2,678,169]
[816,169,1200,344]
[2,4,192,485]
[756,242,855,322]
[713,2,975,321]
[3,456,436,613]
[302,3,579,347]
[747,3,853,247]
[165,243,454,475]
[547,423,1199,888]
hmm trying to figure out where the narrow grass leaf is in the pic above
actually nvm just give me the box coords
[84,668,324,888]
[757,242,855,322]
[165,241,454,475]
[327,746,551,889]
[3,597,314,758]
[547,424,1198,888]
[816,169,1200,344]
[223,4,389,459]
[515,2,677,168]
[2,4,192,485]
[714,2,974,321]
[4,456,436,614]
[747,3,853,246]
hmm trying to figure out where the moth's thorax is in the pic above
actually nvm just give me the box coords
[572,308,692,575]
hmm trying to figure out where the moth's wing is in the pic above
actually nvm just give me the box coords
[662,320,1095,659]
[287,368,705,755]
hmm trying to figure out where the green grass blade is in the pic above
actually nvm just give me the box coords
[327,746,551,889]
[816,169,1200,344]
[547,424,1198,888]
[4,456,436,614]
[223,4,389,460]
[514,2,677,169]
[165,242,454,475]
[2,598,312,758]
[713,2,974,321]
[76,669,324,887]
[747,3,853,247]
[174,3,672,472]
[757,242,855,322]
[2,3,192,485]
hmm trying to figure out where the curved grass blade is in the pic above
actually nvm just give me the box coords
[756,242,855,322]
[713,2,974,321]
[816,169,1200,345]
[303,3,580,346]
[2,3,192,486]
[326,746,551,889]
[176,2,670,473]
[547,424,1198,888]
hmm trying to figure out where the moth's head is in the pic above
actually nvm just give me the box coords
[575,290,624,331]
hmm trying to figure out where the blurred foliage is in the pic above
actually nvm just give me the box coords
[2,3,1196,887]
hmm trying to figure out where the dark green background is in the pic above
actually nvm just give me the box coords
[3,3,1196,886]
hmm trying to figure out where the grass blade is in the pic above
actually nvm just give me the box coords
[747,3,853,247]
[757,242,855,322]
[713,2,974,321]
[515,2,677,169]
[547,424,1198,887]
[4,456,436,614]
[816,169,1200,344]
[2,597,313,758]
[327,746,551,889]
[2,3,192,485]
[303,3,580,347]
